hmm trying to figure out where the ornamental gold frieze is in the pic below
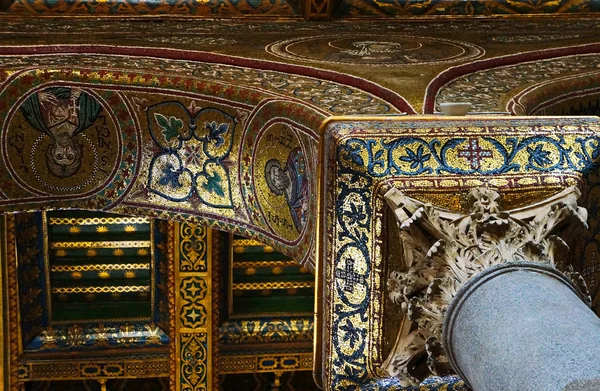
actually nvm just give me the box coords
[18,358,170,381]
[219,318,314,345]
[219,352,313,374]
[318,116,600,391]
[49,216,150,225]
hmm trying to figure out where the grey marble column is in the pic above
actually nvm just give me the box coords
[443,262,600,391]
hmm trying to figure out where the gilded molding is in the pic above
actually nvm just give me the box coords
[231,281,314,290]
[51,241,151,249]
[49,217,150,226]
[52,286,149,294]
[219,352,313,373]
[19,357,169,381]
[51,264,150,272]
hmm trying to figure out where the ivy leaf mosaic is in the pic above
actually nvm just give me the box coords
[202,171,225,197]
[155,113,184,143]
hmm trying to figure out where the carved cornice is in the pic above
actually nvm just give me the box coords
[383,186,590,385]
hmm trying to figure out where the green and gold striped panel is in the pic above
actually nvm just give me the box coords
[46,211,154,323]
[229,235,314,317]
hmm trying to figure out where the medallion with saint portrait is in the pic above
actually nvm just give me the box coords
[3,86,121,195]
[254,121,311,243]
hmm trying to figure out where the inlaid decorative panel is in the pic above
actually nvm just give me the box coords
[173,222,212,391]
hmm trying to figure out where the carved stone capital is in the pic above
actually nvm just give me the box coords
[383,186,590,385]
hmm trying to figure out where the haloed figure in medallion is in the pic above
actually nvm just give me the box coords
[20,87,102,178]
[265,147,309,232]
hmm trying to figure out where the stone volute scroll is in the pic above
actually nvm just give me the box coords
[383,186,596,390]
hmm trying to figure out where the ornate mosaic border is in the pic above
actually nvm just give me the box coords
[317,116,600,390]
[173,222,213,391]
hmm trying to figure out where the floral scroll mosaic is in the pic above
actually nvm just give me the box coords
[318,116,600,390]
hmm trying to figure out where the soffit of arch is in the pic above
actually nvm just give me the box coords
[0,47,410,271]
[508,70,600,115]
[432,52,600,115]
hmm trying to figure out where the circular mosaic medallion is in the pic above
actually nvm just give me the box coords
[266,35,484,66]
[253,121,310,243]
[3,87,122,195]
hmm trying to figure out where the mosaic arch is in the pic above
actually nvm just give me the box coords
[424,43,600,114]
[507,71,600,115]
[0,45,413,271]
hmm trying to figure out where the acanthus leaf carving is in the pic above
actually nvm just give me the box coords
[383,186,589,385]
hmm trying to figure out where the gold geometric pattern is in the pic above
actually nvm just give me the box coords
[52,263,150,272]
[52,240,151,248]
[80,363,124,377]
[52,286,149,294]
[231,281,314,290]
[179,277,208,329]
[20,359,169,381]
[49,217,150,225]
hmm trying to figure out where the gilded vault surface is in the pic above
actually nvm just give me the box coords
[3,14,600,391]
